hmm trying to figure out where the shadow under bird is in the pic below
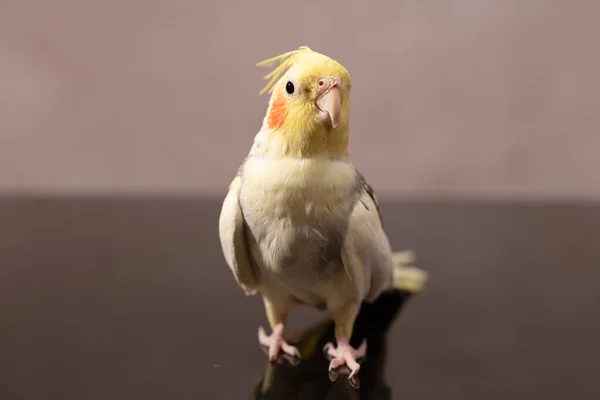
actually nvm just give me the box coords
[252,286,419,398]
[218,46,428,382]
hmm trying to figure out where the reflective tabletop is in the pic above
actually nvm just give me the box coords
[0,197,598,399]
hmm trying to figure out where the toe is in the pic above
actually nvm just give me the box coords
[355,340,367,359]
[345,356,360,374]
[258,326,301,363]
[258,326,270,345]
[349,367,360,380]
[268,341,281,361]
[281,342,300,358]
[329,357,345,371]
[323,342,336,358]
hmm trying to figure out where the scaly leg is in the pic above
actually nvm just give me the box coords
[323,300,366,380]
[257,296,300,361]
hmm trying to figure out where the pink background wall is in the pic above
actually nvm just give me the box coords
[1,0,598,198]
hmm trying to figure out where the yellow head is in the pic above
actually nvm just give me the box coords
[256,46,352,158]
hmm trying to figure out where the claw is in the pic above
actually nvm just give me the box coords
[258,325,301,363]
[328,368,340,382]
[349,374,360,389]
[323,338,367,383]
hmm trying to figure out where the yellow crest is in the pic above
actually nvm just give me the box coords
[255,46,315,96]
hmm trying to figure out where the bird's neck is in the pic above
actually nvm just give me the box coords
[260,120,350,159]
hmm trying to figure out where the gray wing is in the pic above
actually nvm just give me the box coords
[355,170,383,226]
[218,174,259,295]
[340,170,395,303]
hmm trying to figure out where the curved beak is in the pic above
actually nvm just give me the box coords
[316,85,341,129]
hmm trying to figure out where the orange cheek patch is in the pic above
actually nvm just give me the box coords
[267,95,288,130]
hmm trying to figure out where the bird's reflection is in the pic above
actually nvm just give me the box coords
[251,288,415,400]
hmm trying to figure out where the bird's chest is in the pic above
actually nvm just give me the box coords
[239,157,358,273]
[246,212,342,274]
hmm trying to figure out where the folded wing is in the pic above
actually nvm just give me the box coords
[218,175,259,294]
[341,171,395,303]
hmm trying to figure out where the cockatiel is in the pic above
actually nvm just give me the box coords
[219,46,403,380]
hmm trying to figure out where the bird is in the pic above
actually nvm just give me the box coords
[218,46,422,380]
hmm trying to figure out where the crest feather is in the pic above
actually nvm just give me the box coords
[255,46,314,95]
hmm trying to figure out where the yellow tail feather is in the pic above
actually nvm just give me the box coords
[392,250,428,293]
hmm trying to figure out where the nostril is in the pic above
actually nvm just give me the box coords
[318,80,325,86]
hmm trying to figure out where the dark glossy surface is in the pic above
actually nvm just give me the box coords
[0,197,599,399]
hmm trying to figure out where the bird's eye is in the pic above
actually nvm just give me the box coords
[285,81,295,94]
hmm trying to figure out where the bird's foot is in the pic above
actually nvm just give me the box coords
[323,338,367,383]
[258,324,301,363]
